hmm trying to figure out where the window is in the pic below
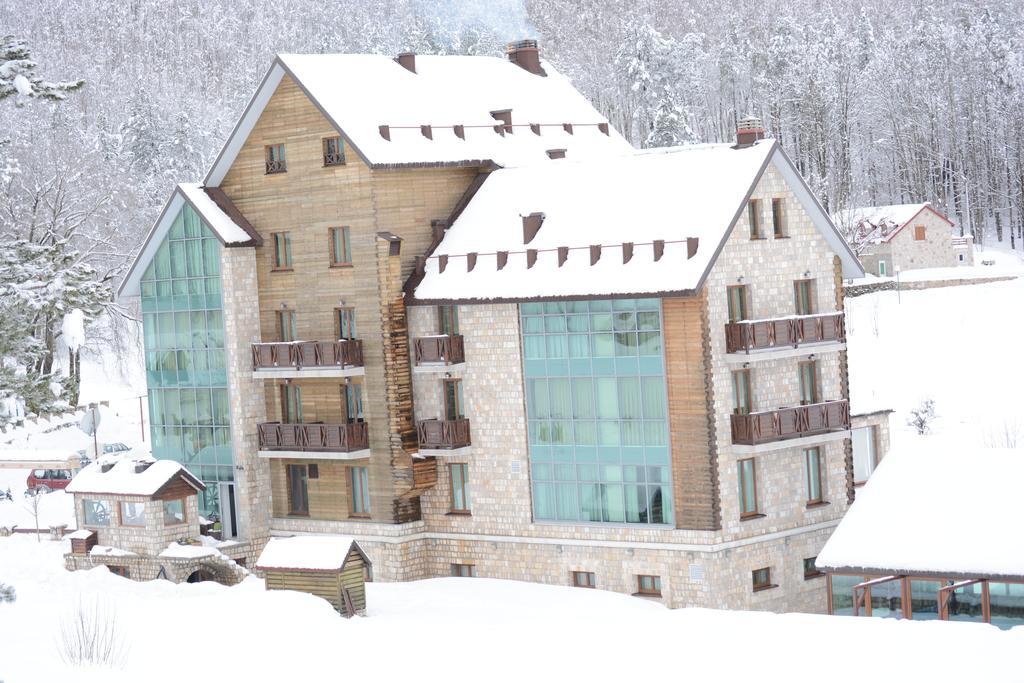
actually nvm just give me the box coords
[119,501,145,527]
[798,361,819,405]
[771,198,785,237]
[636,575,662,597]
[265,143,286,173]
[107,565,129,578]
[732,369,752,415]
[343,381,364,423]
[323,136,345,166]
[286,464,308,516]
[914,225,926,241]
[276,309,297,342]
[280,384,303,423]
[878,260,887,277]
[443,378,465,420]
[307,463,319,479]
[804,447,823,504]
[451,563,476,577]
[572,571,596,588]
[738,458,759,518]
[804,557,823,580]
[748,199,762,239]
[438,305,459,335]
[272,232,292,270]
[82,499,112,527]
[752,567,774,591]
[330,227,352,267]
[449,463,471,513]
[852,426,877,485]
[336,307,356,340]
[958,253,965,263]
[349,465,370,517]
[726,285,749,323]
[162,498,186,525]
[794,279,814,315]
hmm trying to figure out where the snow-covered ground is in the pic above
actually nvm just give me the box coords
[0,534,1021,682]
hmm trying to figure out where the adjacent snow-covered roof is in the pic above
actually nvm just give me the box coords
[817,446,1024,579]
[205,53,630,184]
[837,202,954,244]
[256,535,366,572]
[0,448,78,463]
[66,459,204,496]
[412,141,862,302]
[117,183,261,298]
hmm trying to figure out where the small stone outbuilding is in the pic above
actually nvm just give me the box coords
[256,535,370,616]
[840,203,971,276]
[64,458,249,583]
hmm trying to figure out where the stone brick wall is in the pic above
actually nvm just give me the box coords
[888,209,957,271]
[73,492,201,557]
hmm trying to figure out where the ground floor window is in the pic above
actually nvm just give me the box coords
[162,498,186,525]
[448,463,471,513]
[572,570,596,588]
[752,567,774,591]
[120,501,145,526]
[82,499,112,527]
[878,260,887,276]
[636,575,662,596]
[451,563,476,578]
[804,557,823,580]
[107,565,129,578]
[349,466,370,517]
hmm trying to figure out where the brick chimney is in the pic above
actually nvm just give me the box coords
[507,39,546,77]
[735,116,765,148]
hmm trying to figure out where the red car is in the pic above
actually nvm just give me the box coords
[26,468,73,494]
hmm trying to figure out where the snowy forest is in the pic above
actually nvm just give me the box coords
[1,0,1023,418]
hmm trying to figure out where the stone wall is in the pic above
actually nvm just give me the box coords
[888,209,957,271]
[73,492,201,557]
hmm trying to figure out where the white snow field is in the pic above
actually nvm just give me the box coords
[0,535,1021,683]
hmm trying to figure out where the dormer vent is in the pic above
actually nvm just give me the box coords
[134,461,153,474]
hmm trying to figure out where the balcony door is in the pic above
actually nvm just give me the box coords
[799,361,819,405]
[276,309,297,342]
[438,305,459,336]
[281,384,303,423]
[287,464,309,516]
[336,307,356,340]
[727,285,749,323]
[343,382,364,423]
[443,378,465,420]
[732,370,752,415]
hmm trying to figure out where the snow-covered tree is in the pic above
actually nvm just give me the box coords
[0,35,83,105]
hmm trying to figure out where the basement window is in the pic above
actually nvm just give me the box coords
[636,575,662,597]
[451,563,477,578]
[752,567,775,592]
[572,570,596,588]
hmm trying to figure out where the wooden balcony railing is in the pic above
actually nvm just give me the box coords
[730,400,850,446]
[252,340,363,371]
[257,422,370,453]
[323,151,345,166]
[265,159,286,174]
[417,418,471,450]
[413,334,465,365]
[725,312,845,354]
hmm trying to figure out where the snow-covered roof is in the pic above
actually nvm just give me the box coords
[836,202,953,244]
[817,446,1024,579]
[117,183,261,298]
[0,448,78,463]
[412,141,862,302]
[66,458,204,497]
[256,535,366,572]
[204,53,630,184]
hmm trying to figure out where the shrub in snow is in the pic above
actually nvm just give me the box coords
[58,598,127,669]
[906,399,936,435]
[0,581,14,603]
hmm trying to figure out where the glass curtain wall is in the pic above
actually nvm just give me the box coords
[140,204,232,515]
[522,299,672,525]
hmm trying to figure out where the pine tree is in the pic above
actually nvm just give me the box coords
[0,35,83,105]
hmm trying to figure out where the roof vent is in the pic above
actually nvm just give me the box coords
[506,39,546,77]
[100,462,115,473]
[735,116,765,149]
[546,149,566,160]
[522,212,545,244]
[396,52,416,74]
[134,460,153,474]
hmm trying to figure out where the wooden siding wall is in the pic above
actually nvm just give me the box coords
[263,378,353,424]
[834,254,855,504]
[265,569,345,611]
[663,294,720,530]
[218,75,477,523]
[341,548,367,612]
[269,458,364,520]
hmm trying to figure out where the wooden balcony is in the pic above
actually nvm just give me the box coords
[413,334,465,366]
[257,422,370,459]
[265,159,286,174]
[725,312,845,355]
[252,340,364,378]
[730,400,850,448]
[323,151,345,166]
[417,418,471,452]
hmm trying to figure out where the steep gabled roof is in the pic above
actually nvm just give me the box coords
[408,140,862,304]
[67,458,205,497]
[837,202,954,245]
[117,183,261,298]
[204,53,631,184]
[816,446,1024,580]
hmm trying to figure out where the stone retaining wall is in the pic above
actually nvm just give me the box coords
[845,275,1017,298]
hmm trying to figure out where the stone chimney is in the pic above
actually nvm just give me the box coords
[735,116,765,148]
[506,40,546,77]
[396,52,416,73]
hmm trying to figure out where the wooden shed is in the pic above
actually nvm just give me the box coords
[256,535,370,616]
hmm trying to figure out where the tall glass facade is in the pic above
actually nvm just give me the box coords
[521,299,672,525]
[140,204,232,515]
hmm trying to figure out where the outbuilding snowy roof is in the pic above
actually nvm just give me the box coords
[836,202,953,244]
[204,53,631,184]
[816,446,1024,579]
[255,535,367,572]
[117,182,261,298]
[411,140,862,302]
[66,459,204,497]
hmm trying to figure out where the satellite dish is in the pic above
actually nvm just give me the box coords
[79,406,102,436]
